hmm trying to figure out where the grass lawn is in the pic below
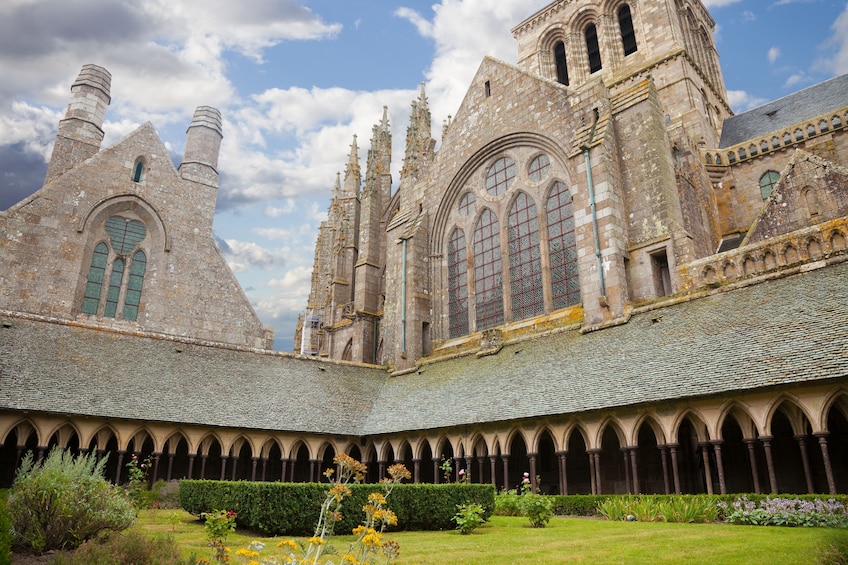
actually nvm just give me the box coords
[133,509,847,565]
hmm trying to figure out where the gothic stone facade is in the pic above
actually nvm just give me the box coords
[2,0,848,496]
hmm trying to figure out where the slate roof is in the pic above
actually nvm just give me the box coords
[719,73,848,148]
[363,260,848,434]
[2,261,847,438]
[0,322,385,437]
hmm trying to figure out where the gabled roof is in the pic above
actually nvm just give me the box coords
[2,260,847,437]
[719,73,848,148]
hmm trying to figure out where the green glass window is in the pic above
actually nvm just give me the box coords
[123,250,146,321]
[104,258,125,318]
[759,171,780,200]
[81,242,109,314]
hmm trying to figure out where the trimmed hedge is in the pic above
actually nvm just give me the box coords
[179,480,494,536]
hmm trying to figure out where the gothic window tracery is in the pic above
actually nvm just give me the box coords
[473,208,504,330]
[445,151,581,339]
[448,228,469,338]
[80,215,148,321]
[508,193,544,319]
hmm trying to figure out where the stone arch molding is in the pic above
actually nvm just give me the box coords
[78,193,170,252]
[431,131,573,256]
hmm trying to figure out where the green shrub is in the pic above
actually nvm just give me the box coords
[0,489,12,565]
[521,494,554,528]
[150,480,181,509]
[50,530,188,565]
[494,491,523,516]
[179,480,495,535]
[452,503,487,534]
[6,448,135,554]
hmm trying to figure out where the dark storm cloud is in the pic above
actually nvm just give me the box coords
[0,1,145,58]
[0,144,47,211]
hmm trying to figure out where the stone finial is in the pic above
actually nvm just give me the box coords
[179,106,223,188]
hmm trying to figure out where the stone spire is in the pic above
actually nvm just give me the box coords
[179,106,223,189]
[342,134,361,196]
[45,64,112,183]
[400,83,436,183]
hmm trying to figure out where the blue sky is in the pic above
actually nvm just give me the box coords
[1,0,846,351]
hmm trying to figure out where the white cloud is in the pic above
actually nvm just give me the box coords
[701,0,744,7]
[822,4,848,75]
[220,238,290,272]
[767,47,780,64]
[726,90,769,112]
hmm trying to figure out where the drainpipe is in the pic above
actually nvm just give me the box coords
[400,238,408,357]
[582,108,607,303]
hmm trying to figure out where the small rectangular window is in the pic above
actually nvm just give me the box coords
[484,80,491,97]
[651,250,671,297]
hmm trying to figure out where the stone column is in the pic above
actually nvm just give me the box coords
[528,452,538,493]
[310,460,319,483]
[556,451,568,495]
[659,445,670,494]
[260,457,268,482]
[711,440,726,495]
[281,459,288,483]
[699,443,713,495]
[115,450,126,484]
[588,450,597,494]
[412,459,421,484]
[219,455,228,481]
[152,452,162,484]
[433,458,440,484]
[199,455,208,480]
[166,453,175,482]
[230,456,239,481]
[815,432,837,495]
[187,455,195,480]
[489,455,498,489]
[629,448,639,494]
[668,443,681,494]
[621,448,632,493]
[477,456,485,484]
[378,461,386,482]
[743,438,761,494]
[250,457,259,482]
[795,435,814,494]
[502,455,510,491]
[759,436,778,493]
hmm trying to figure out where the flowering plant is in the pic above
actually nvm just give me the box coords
[720,496,848,528]
[229,455,410,565]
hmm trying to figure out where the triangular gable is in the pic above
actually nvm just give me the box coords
[742,150,848,245]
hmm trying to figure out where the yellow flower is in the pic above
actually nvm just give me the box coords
[277,540,298,550]
[307,536,325,545]
[367,492,387,506]
[352,525,365,536]
[235,548,259,558]
[342,554,359,564]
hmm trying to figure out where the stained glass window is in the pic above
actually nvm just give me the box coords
[547,182,580,309]
[458,192,476,217]
[528,155,551,183]
[473,209,504,330]
[81,242,109,314]
[485,157,516,196]
[508,193,544,320]
[123,250,146,321]
[447,228,469,338]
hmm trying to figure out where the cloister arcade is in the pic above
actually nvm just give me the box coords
[2,383,846,495]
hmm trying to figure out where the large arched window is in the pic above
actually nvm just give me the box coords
[759,170,780,200]
[447,228,469,338]
[554,40,569,85]
[80,215,148,321]
[547,182,580,309]
[585,24,602,73]
[473,208,504,330]
[618,5,637,56]
[508,193,543,320]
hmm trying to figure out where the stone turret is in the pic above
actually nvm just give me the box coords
[179,106,223,189]
[45,64,111,183]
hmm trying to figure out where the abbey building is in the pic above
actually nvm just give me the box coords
[2,0,848,496]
